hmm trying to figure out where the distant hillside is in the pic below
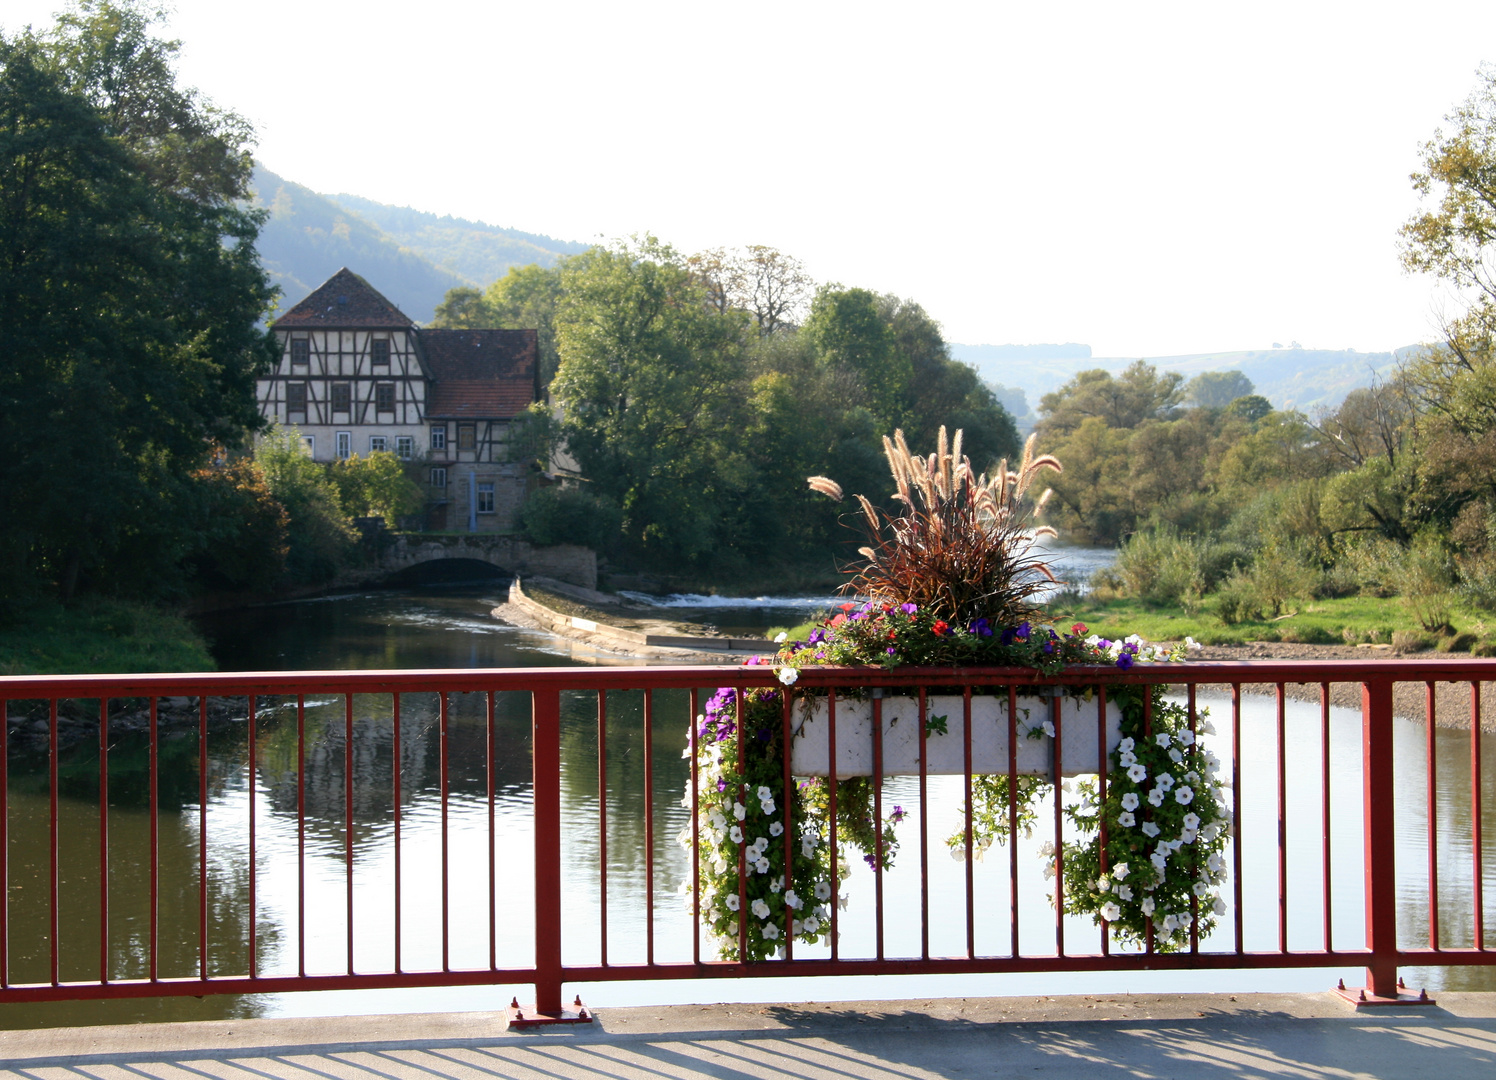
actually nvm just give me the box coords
[952,344,1410,415]
[955,343,1092,362]
[328,194,590,287]
[250,164,587,323]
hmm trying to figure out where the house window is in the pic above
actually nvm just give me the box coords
[336,431,352,459]
[290,338,309,366]
[430,425,447,451]
[477,482,495,514]
[371,339,390,366]
[396,435,414,460]
[332,383,351,413]
[376,383,395,413]
[286,382,307,417]
[369,435,388,453]
[457,424,476,451]
[301,435,315,456]
[430,467,447,488]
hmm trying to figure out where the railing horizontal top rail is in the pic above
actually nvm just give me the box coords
[2,658,1496,697]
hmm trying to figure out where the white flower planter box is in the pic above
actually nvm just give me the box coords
[789,693,1124,779]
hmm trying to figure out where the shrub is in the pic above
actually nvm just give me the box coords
[1246,540,1318,618]
[1438,631,1479,653]
[1472,639,1496,657]
[1215,569,1262,625]
[1278,625,1338,645]
[516,486,623,549]
[1392,630,1436,652]
[1457,550,1496,611]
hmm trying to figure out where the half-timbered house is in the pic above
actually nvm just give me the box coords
[258,268,539,532]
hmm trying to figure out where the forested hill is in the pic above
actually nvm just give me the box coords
[952,344,1411,415]
[250,164,584,322]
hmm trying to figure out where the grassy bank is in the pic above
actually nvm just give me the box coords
[0,598,217,675]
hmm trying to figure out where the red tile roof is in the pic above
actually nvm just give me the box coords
[421,329,537,420]
[273,268,416,329]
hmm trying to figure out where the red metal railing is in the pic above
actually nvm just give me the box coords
[0,661,1492,1014]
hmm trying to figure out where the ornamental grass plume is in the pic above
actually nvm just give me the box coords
[808,427,1062,625]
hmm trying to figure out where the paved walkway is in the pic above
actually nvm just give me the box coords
[4,993,1496,1079]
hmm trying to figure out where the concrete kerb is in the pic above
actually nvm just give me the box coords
[504,578,775,653]
[5,993,1496,1079]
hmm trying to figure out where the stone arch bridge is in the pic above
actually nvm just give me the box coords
[337,534,597,591]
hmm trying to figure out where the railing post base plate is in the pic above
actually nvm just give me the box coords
[1333,985,1436,1009]
[507,998,595,1029]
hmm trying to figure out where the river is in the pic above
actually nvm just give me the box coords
[2,574,1493,1028]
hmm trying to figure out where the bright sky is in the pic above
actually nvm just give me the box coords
[7,0,1496,356]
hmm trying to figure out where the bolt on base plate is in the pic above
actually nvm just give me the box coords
[506,996,595,1029]
[1333,978,1436,1008]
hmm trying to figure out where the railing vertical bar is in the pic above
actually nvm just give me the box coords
[392,691,402,974]
[736,684,748,963]
[439,691,450,972]
[1053,693,1064,957]
[1321,682,1332,955]
[344,692,354,976]
[1008,683,1019,958]
[597,690,609,968]
[918,686,929,961]
[689,687,700,968]
[49,697,58,986]
[1232,682,1244,956]
[1143,688,1153,956]
[1102,685,1113,956]
[828,688,839,962]
[532,688,563,1017]
[297,694,306,978]
[1186,683,1197,954]
[963,686,974,959]
[782,685,795,962]
[1474,681,1485,951]
[0,699,7,989]
[644,688,655,967]
[1427,681,1439,950]
[1276,683,1287,955]
[873,692,885,962]
[1362,677,1398,997]
[98,698,109,983]
[199,697,209,982]
[487,690,496,972]
[151,696,161,981]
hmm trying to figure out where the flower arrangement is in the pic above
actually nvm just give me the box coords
[680,427,1230,958]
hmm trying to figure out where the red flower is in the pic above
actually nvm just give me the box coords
[1071,622,1088,636]
[932,619,949,636]
[830,613,847,627]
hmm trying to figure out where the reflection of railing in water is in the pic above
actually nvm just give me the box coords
[0,662,1493,1016]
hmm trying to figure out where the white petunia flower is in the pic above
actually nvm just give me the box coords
[1037,840,1055,858]
[1101,902,1122,922]
[726,894,740,911]
[1119,751,1137,767]
[1213,895,1227,915]
[757,786,772,801]
[760,799,776,815]
[1193,881,1210,898]
[1141,821,1161,838]
[1121,792,1140,812]
[1118,811,1136,827]
[1116,884,1134,901]
[785,890,802,909]
[1174,786,1195,805]
[1178,730,1196,747]
[774,632,788,644]
[1207,853,1226,873]
[769,821,784,837]
[804,916,821,934]
[1127,764,1148,783]
[727,918,738,936]
[755,857,770,874]
[1201,719,1217,735]
[1119,737,1135,752]
[762,923,779,939]
[1041,720,1056,738]
[1112,862,1130,880]
[1169,748,1184,763]
[1147,788,1165,807]
[815,882,832,900]
[1097,876,1111,893]
[1186,636,1202,652]
[777,667,799,686]
[752,836,769,853]
[729,825,744,844]
[1156,773,1175,791]
[802,837,818,856]
[751,898,770,919]
[770,876,782,893]
[1181,829,1197,844]
[1155,733,1172,748]
[733,802,747,821]
[1182,812,1201,831]
[1141,897,1155,915]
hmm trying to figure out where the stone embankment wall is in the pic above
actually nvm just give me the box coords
[504,579,773,653]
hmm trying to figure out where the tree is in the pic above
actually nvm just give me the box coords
[0,9,275,604]
[804,286,910,430]
[688,245,811,334]
[255,427,355,583]
[1036,361,1184,438]
[330,452,425,525]
[1184,370,1255,408]
[551,237,749,563]
[432,264,566,386]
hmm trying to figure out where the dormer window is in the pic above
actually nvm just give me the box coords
[371,339,389,366]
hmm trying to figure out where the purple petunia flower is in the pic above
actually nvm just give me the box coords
[1116,652,1134,670]
[900,603,918,614]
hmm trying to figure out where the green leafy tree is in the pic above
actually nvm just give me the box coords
[804,286,910,430]
[255,427,355,583]
[331,451,425,525]
[551,237,749,564]
[1184,370,1255,408]
[1036,361,1184,439]
[0,9,274,605]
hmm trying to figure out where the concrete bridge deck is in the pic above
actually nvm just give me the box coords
[5,992,1495,1079]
